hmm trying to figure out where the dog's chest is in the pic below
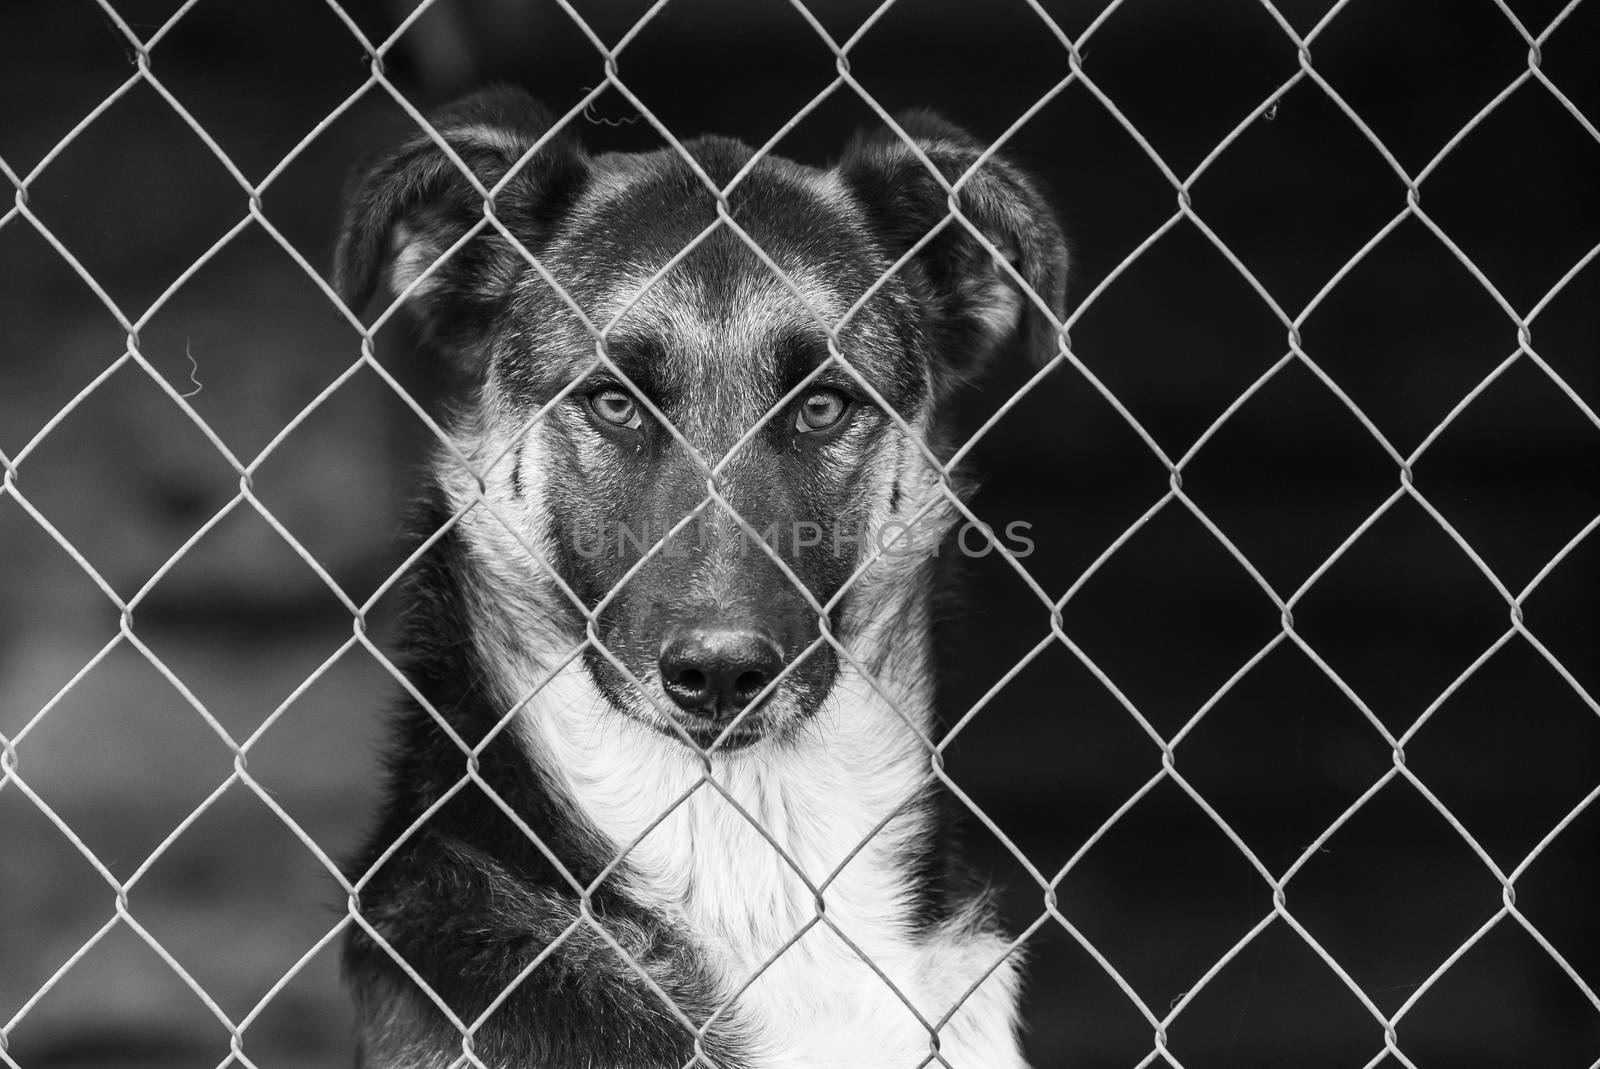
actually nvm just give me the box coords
[524,680,1024,1067]
[658,780,1023,1069]
[663,777,930,1063]
[558,736,1021,1067]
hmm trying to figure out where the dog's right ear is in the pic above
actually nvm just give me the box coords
[333,86,587,345]
[837,111,1067,397]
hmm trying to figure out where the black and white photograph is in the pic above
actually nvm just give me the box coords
[2,1,1597,1066]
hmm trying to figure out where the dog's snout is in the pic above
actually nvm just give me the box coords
[659,627,783,720]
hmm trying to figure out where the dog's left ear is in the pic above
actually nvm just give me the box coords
[838,111,1068,391]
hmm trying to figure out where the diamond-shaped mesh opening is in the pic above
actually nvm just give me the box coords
[1073,222,1292,451]
[1298,214,1517,450]
[7,363,244,596]
[849,0,1069,123]
[1408,640,1600,868]
[1011,922,1157,1062]
[1180,642,1393,873]
[151,0,371,178]
[1520,522,1600,702]
[575,0,840,140]
[0,4,133,169]
[132,227,376,450]
[1291,781,1505,1013]
[0,223,136,448]
[1293,498,1514,731]
[1193,81,1407,311]
[5,923,231,1069]
[1163,920,1379,1065]
[1062,504,1285,735]
[8,646,237,874]
[19,80,246,315]
[1055,779,1267,1006]
[237,639,389,837]
[1531,245,1600,409]
[1314,0,1530,170]
[1516,798,1600,996]
[1076,0,1300,173]
[1424,82,1600,311]
[5,1,1597,1066]
[1397,921,1600,1064]
[0,490,125,637]
[944,641,1156,873]
[1181,357,1398,591]
[1416,356,1600,589]
[128,499,363,624]
[1535,0,1600,113]
[243,366,421,599]
[0,789,112,1022]
[226,936,354,1069]
[133,784,349,1016]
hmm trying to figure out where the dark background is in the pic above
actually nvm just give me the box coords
[2,0,1597,1066]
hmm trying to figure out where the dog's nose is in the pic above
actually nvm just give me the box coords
[659,627,784,720]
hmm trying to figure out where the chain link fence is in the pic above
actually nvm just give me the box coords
[3,0,1598,1066]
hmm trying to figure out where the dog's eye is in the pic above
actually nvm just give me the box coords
[795,389,849,433]
[588,388,641,429]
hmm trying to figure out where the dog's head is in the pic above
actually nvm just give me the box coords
[336,87,1066,751]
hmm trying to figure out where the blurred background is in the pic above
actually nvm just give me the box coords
[2,0,1597,1066]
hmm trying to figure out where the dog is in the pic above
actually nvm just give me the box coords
[334,86,1066,1068]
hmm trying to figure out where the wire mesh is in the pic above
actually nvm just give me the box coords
[2,1,1598,1067]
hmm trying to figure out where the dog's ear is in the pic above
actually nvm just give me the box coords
[838,111,1067,391]
[333,86,588,346]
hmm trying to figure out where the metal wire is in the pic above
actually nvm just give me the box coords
[2,1,1597,1067]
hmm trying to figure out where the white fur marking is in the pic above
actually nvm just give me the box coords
[511,662,1026,1069]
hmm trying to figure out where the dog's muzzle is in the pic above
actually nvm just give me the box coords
[658,624,784,745]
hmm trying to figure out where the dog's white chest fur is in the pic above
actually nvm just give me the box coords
[522,663,1027,1069]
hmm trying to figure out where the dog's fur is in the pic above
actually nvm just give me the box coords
[335,87,1067,1068]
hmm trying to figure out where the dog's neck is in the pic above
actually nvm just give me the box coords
[533,660,933,941]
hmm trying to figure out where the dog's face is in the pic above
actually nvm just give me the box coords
[336,89,1066,750]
